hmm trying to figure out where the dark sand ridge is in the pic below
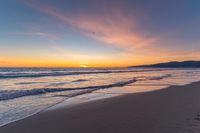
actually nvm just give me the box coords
[1,81,200,133]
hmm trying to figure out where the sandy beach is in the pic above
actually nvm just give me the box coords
[1,81,200,133]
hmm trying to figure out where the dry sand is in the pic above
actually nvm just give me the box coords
[1,82,200,133]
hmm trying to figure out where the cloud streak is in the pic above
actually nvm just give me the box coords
[23,0,156,50]
[9,31,58,39]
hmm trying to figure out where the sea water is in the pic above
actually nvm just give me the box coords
[1,67,200,126]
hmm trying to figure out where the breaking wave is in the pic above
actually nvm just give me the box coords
[0,69,167,79]
[0,78,137,101]
[0,74,172,101]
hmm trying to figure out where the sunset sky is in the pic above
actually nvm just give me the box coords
[0,0,200,67]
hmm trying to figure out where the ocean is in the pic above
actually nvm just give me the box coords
[1,67,200,126]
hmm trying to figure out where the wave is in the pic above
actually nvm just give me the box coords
[0,68,168,79]
[15,82,46,85]
[0,74,172,101]
[72,79,89,82]
[0,78,137,101]
[46,82,68,87]
[148,74,172,80]
[45,79,89,87]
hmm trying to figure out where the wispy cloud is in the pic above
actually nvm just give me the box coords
[22,0,156,50]
[8,31,60,41]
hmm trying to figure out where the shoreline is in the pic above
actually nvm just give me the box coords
[1,81,200,132]
[0,85,123,127]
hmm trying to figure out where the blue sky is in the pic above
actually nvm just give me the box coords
[0,0,200,67]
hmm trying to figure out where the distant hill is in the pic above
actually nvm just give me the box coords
[129,61,200,68]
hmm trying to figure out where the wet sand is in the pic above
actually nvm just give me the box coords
[1,82,200,133]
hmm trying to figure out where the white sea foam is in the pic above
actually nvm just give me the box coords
[0,78,137,101]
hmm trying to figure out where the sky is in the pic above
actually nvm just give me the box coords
[0,0,200,67]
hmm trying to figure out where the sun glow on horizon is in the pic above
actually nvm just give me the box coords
[79,62,89,68]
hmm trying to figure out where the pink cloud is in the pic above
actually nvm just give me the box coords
[23,0,156,50]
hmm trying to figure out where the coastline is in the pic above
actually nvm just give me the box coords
[1,81,200,133]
